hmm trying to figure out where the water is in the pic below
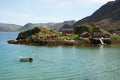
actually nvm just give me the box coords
[0,32,120,80]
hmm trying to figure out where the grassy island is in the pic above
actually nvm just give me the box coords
[8,24,120,46]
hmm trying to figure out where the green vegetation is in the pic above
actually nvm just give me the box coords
[17,26,59,40]
[110,34,120,39]
[59,34,78,40]
[17,24,120,42]
[74,23,110,35]
[18,26,79,41]
[74,25,89,34]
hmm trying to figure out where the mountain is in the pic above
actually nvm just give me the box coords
[19,20,76,31]
[48,20,76,31]
[19,23,55,31]
[59,24,73,32]
[73,0,120,30]
[0,23,21,32]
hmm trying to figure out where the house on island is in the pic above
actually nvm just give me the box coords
[61,24,74,35]
[47,34,58,40]
[62,28,74,35]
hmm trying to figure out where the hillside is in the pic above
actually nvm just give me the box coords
[73,0,120,30]
[19,20,76,31]
[0,23,21,32]
[16,26,59,40]
[59,24,73,32]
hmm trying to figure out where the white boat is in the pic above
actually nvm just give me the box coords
[19,57,33,62]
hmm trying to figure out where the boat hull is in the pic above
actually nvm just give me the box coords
[19,57,33,62]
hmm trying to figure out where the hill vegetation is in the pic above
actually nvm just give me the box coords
[17,26,59,41]
[74,23,110,35]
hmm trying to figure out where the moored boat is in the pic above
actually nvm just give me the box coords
[19,57,33,62]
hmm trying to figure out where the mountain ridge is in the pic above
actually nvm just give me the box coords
[73,0,120,30]
[0,23,22,32]
[0,20,75,32]
[19,20,76,31]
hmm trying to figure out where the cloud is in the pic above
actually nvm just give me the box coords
[0,0,115,25]
[0,9,33,18]
[55,2,72,8]
[22,0,114,10]
[39,0,115,9]
[0,9,34,25]
[32,16,69,23]
[80,0,115,5]
[0,9,68,24]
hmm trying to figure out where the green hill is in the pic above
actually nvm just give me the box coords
[16,26,59,41]
[74,23,109,35]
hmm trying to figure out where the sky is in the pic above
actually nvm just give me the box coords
[0,0,115,25]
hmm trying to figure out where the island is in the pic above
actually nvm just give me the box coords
[7,24,120,46]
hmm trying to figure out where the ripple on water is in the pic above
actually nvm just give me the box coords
[0,32,120,80]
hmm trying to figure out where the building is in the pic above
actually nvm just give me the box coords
[47,34,58,40]
[62,29,74,35]
[59,24,74,35]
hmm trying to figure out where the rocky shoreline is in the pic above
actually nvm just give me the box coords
[7,26,120,46]
[7,39,120,46]
[111,39,120,44]
[7,39,91,46]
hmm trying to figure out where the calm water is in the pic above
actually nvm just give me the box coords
[0,32,120,80]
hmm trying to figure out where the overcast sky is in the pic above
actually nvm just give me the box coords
[0,0,115,25]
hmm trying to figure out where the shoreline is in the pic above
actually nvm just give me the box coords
[7,39,120,46]
[7,39,91,46]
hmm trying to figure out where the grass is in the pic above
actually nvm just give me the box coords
[59,34,78,40]
[110,34,120,39]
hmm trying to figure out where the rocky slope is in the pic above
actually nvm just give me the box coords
[73,0,120,30]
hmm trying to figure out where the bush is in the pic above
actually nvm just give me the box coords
[59,34,78,40]
[110,34,120,39]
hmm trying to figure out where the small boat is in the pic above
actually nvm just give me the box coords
[19,57,33,62]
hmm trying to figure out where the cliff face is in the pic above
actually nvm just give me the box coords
[73,0,120,30]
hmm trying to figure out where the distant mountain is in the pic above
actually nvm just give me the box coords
[0,23,21,32]
[48,20,76,31]
[19,23,55,31]
[19,20,76,31]
[59,24,73,32]
[73,0,120,30]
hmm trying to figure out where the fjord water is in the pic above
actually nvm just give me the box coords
[0,32,120,80]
